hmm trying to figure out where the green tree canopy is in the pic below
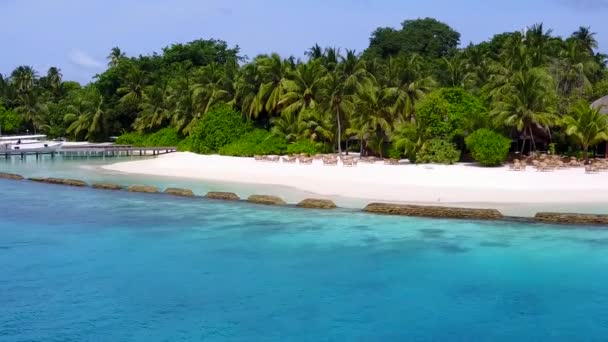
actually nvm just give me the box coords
[366,18,461,59]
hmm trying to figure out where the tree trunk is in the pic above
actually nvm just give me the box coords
[360,137,364,156]
[520,133,527,154]
[584,146,589,163]
[336,108,342,155]
[528,125,536,152]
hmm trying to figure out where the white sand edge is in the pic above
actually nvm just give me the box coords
[102,152,608,207]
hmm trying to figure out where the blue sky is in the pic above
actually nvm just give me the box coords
[1,0,607,83]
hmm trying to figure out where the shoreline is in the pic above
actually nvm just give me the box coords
[101,152,608,216]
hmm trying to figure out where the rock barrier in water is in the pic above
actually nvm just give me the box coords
[164,187,195,197]
[363,203,503,220]
[297,198,337,209]
[247,194,286,206]
[92,183,124,191]
[127,185,159,193]
[205,192,240,201]
[0,172,24,180]
[535,212,608,226]
[29,177,88,187]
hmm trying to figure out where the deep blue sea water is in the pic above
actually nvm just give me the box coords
[2,179,608,341]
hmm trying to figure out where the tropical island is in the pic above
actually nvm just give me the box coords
[2,18,608,211]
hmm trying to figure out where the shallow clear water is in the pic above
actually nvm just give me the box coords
[2,179,608,341]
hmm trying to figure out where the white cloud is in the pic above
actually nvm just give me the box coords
[68,49,104,69]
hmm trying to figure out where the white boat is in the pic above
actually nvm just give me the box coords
[0,135,63,152]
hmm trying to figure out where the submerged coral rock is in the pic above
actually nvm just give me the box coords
[297,198,337,209]
[535,212,608,226]
[205,192,240,201]
[92,183,124,191]
[363,203,503,220]
[0,172,24,180]
[28,177,87,187]
[247,194,286,206]
[164,188,195,197]
[127,185,159,193]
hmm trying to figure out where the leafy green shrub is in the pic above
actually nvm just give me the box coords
[286,140,325,155]
[142,128,181,147]
[416,88,487,139]
[0,103,22,134]
[115,131,145,146]
[416,139,461,164]
[465,129,511,166]
[189,104,251,153]
[219,129,287,156]
[386,143,403,160]
[177,136,194,152]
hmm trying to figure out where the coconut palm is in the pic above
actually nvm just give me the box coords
[562,101,608,161]
[254,54,290,117]
[11,66,37,94]
[384,54,435,121]
[117,64,148,105]
[134,84,171,132]
[571,26,598,54]
[490,68,559,152]
[352,81,393,157]
[279,59,326,115]
[107,47,126,67]
[234,63,261,119]
[14,92,44,134]
[66,94,107,141]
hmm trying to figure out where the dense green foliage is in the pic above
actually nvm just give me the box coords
[416,139,461,164]
[286,140,326,155]
[219,129,287,156]
[465,129,512,166]
[0,103,21,134]
[416,88,487,139]
[189,105,251,153]
[562,101,608,161]
[2,19,608,162]
[115,128,181,147]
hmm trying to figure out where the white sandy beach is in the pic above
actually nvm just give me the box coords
[102,152,608,215]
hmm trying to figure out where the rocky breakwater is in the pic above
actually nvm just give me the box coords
[92,183,123,191]
[0,172,24,180]
[164,188,195,197]
[535,212,608,226]
[205,192,240,201]
[29,177,88,187]
[297,198,337,209]
[363,203,503,220]
[127,185,159,194]
[247,195,287,206]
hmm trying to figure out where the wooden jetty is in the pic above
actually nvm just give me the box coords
[2,145,177,159]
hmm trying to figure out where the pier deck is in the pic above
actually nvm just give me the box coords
[2,145,177,159]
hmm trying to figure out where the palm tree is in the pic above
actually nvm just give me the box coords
[134,84,171,132]
[490,68,558,153]
[117,64,148,105]
[191,63,232,116]
[254,54,290,117]
[234,63,261,119]
[384,54,435,121]
[11,66,37,94]
[14,92,44,134]
[66,94,107,141]
[271,110,305,142]
[562,101,608,162]
[45,67,63,98]
[352,81,393,157]
[571,26,598,54]
[279,59,326,115]
[107,47,126,67]
[442,56,476,88]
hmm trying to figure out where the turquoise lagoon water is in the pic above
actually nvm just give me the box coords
[2,178,608,341]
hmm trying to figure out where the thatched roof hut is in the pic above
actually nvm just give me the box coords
[592,95,608,114]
